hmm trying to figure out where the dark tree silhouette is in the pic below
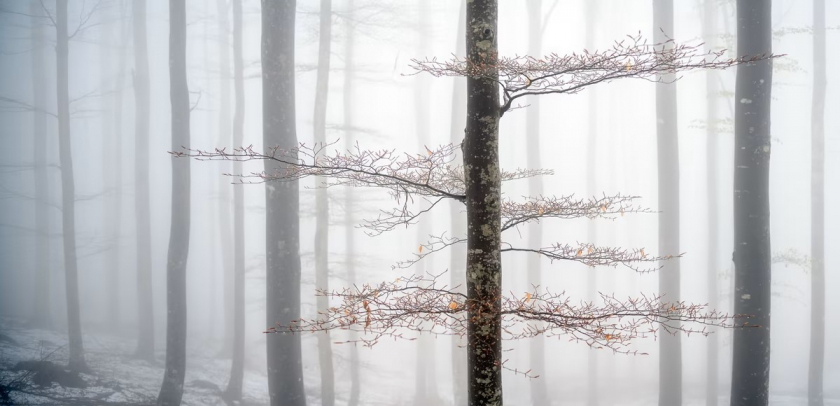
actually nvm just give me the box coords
[730,1,773,405]
[261,1,307,405]
[157,0,191,404]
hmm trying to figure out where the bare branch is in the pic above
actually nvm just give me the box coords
[501,242,678,273]
[500,193,652,231]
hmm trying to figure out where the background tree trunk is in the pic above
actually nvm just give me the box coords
[809,0,826,404]
[449,3,468,405]
[343,3,361,403]
[653,1,682,404]
[133,0,155,362]
[262,1,307,405]
[55,0,87,373]
[30,0,51,329]
[731,1,772,404]
[215,0,235,356]
[464,1,502,404]
[314,1,335,405]
[703,1,720,405]
[525,2,548,405]
[224,0,246,399]
[157,0,191,404]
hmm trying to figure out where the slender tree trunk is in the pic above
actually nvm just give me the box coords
[464,2,502,404]
[215,0,235,355]
[157,0,191,404]
[703,1,720,405]
[224,0,246,399]
[809,0,826,404]
[101,0,126,330]
[585,2,599,405]
[653,2,682,404]
[342,3,361,403]
[262,1,307,405]
[55,0,87,373]
[449,4,468,404]
[133,0,155,362]
[730,1,772,405]
[313,1,335,405]
[524,2,548,405]
[31,1,51,329]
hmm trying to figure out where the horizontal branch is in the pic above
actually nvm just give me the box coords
[502,242,679,273]
[501,193,652,231]
[267,272,742,352]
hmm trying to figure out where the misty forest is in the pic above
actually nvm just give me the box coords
[0,0,836,405]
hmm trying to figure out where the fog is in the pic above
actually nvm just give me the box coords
[0,1,837,405]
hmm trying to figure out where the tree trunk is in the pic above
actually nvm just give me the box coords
[101,0,126,330]
[449,4,468,405]
[809,0,825,404]
[314,1,335,405]
[157,0,191,404]
[653,1,682,404]
[342,3,361,404]
[31,0,51,329]
[55,0,87,373]
[585,2,598,405]
[464,1,502,405]
[524,2,548,405]
[133,0,155,362]
[262,1,307,405]
[215,0,235,355]
[730,1,772,404]
[703,1,720,405]
[224,0,246,399]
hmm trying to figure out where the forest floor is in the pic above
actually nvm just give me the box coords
[0,318,272,405]
[1,317,838,405]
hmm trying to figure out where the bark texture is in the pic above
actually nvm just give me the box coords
[262,1,307,405]
[55,0,87,373]
[653,1,682,404]
[157,0,191,404]
[730,1,772,405]
[464,1,502,404]
[809,0,826,404]
[132,0,155,362]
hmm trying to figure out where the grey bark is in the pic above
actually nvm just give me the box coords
[31,1,51,329]
[133,0,155,362]
[313,1,335,405]
[262,1,307,405]
[157,0,191,404]
[585,2,598,405]
[224,0,246,399]
[464,1,502,404]
[730,1,772,405]
[809,0,826,404]
[449,3,468,404]
[525,2,548,405]
[215,0,235,355]
[55,0,87,373]
[703,1,720,405]
[342,2,361,403]
[653,1,682,404]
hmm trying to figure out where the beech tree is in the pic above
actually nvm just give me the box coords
[730,1,773,405]
[157,0,191,404]
[185,2,774,404]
